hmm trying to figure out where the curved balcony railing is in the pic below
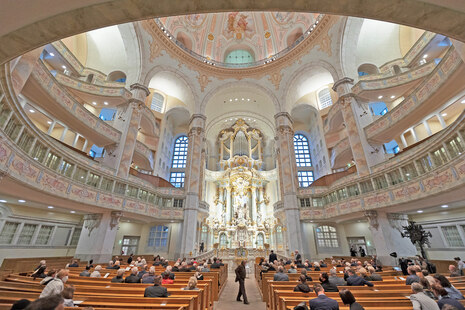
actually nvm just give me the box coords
[134,140,154,170]
[0,64,185,219]
[27,60,122,145]
[352,60,437,94]
[154,15,325,69]
[359,32,437,81]
[364,47,464,144]
[51,41,126,87]
[330,137,351,168]
[298,110,465,220]
[324,102,343,134]
[55,72,132,100]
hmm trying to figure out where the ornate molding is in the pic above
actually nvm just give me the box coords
[332,77,354,92]
[110,211,123,230]
[83,214,102,236]
[364,210,379,230]
[130,83,151,97]
[387,213,409,233]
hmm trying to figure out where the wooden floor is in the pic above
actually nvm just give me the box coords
[214,270,265,310]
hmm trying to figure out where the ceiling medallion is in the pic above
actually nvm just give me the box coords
[208,33,214,41]
[264,31,271,39]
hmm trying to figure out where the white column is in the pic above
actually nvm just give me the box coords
[225,187,231,226]
[365,211,417,266]
[437,114,447,129]
[411,128,418,143]
[81,139,88,151]
[72,133,79,147]
[74,211,122,263]
[59,127,68,141]
[423,121,433,136]
[400,134,408,148]
[47,121,56,135]
[251,186,257,225]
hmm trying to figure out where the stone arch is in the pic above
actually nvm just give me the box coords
[282,60,340,113]
[2,1,465,64]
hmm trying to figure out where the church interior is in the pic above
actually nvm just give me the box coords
[0,1,465,309]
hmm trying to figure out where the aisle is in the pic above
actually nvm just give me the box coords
[214,269,266,310]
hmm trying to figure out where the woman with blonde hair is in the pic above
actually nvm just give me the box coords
[182,276,199,290]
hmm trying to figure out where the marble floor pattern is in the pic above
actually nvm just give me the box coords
[214,270,266,310]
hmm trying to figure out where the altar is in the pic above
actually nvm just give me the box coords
[205,119,277,251]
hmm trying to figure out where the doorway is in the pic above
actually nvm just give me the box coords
[121,236,139,255]
[347,236,368,256]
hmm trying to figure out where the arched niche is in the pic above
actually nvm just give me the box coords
[107,70,127,83]
[357,63,379,76]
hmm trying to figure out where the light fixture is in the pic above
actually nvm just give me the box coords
[423,54,428,58]
[235,98,238,101]
[461,100,465,104]
[378,96,383,99]
[49,52,55,57]
[47,121,52,124]
[0,200,6,203]
[441,204,449,208]
[61,65,66,69]
[18,200,26,203]
[229,99,232,102]
[441,113,447,117]
[247,98,250,101]
[29,109,35,113]
[390,95,395,99]
[48,206,54,209]
[70,210,76,213]
[406,173,410,176]
[92,102,97,106]
[417,210,423,213]
[104,101,108,106]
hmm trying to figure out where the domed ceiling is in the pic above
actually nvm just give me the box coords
[158,12,321,64]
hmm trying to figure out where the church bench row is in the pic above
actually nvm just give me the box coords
[2,276,207,310]
[265,279,465,307]
[2,278,210,310]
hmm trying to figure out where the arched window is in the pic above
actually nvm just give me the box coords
[294,134,312,167]
[256,233,264,248]
[219,233,227,248]
[315,225,339,248]
[318,88,333,110]
[150,92,164,113]
[171,136,188,168]
[294,134,314,188]
[225,50,254,64]
[169,135,188,188]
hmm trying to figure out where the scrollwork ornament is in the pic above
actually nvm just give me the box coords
[364,210,379,230]
[110,211,123,230]
[83,214,102,236]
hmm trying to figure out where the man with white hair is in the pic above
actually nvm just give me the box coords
[39,269,69,298]
[273,266,289,281]
[409,282,440,310]
[201,263,210,272]
[142,266,156,283]
[125,267,141,283]
[328,268,346,286]
[166,265,175,279]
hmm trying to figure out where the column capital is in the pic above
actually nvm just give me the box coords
[83,214,102,236]
[332,77,354,95]
[364,210,379,230]
[110,211,123,230]
[130,83,150,97]
[274,112,293,125]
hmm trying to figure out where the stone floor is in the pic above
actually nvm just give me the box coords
[214,270,266,310]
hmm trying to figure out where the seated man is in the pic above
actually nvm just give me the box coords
[90,265,102,278]
[210,258,221,269]
[106,261,115,269]
[328,268,346,286]
[301,269,313,282]
[273,266,289,281]
[309,283,339,310]
[409,282,440,310]
[294,274,312,293]
[165,265,175,279]
[432,284,465,310]
[366,266,382,281]
[68,260,79,267]
[346,269,374,287]
[406,265,421,285]
[449,265,461,277]
[138,265,149,277]
[141,266,156,283]
[111,269,125,283]
[79,265,91,277]
[144,275,170,297]
[125,267,141,283]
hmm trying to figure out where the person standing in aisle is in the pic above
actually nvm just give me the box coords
[235,260,249,304]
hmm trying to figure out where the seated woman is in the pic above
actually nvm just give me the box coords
[195,269,204,281]
[182,277,199,290]
[32,266,47,279]
[313,262,321,271]
[339,289,365,310]
[294,275,312,293]
[288,264,298,274]
[162,272,174,284]
[433,274,464,300]
[62,286,75,307]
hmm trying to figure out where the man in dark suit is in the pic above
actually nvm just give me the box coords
[235,260,249,304]
[309,283,339,310]
[346,269,374,287]
[295,250,302,263]
[144,275,169,297]
[125,267,141,283]
[211,258,221,269]
[269,250,277,263]
[199,241,204,253]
